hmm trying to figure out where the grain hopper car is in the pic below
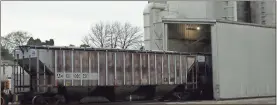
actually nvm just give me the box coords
[11,45,213,105]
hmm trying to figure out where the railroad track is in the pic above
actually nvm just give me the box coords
[8,97,276,105]
[86,97,276,105]
[62,97,277,105]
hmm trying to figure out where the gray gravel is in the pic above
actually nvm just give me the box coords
[145,97,276,104]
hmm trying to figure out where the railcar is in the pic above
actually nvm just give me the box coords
[11,45,213,105]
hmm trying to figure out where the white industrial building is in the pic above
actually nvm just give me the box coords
[143,1,276,100]
[1,60,29,93]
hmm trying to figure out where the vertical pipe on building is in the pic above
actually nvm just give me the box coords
[150,10,154,50]
[164,24,168,50]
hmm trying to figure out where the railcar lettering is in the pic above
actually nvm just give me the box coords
[83,74,88,78]
[56,74,63,79]
[56,72,98,80]
[73,74,81,78]
[66,74,71,78]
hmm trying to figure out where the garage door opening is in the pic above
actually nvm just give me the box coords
[167,23,214,100]
[167,23,211,53]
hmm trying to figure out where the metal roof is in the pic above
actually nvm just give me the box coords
[162,18,276,28]
[162,18,216,24]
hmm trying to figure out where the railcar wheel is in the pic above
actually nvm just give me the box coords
[32,95,48,105]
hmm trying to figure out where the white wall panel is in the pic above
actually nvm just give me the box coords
[212,22,276,99]
[167,1,212,19]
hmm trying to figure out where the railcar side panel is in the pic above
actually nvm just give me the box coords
[16,48,198,87]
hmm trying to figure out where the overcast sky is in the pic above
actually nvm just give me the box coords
[1,1,148,46]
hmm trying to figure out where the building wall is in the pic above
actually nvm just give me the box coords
[166,1,276,25]
[144,1,276,100]
[167,1,215,19]
[144,1,276,51]
[211,22,276,99]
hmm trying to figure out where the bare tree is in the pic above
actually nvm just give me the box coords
[119,22,142,49]
[1,31,32,52]
[82,21,110,48]
[82,36,91,47]
[107,21,121,48]
[82,21,143,49]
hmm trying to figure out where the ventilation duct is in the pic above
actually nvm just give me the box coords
[143,2,167,50]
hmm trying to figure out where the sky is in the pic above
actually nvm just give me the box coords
[1,1,148,46]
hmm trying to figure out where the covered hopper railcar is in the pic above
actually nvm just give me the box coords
[12,46,212,104]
